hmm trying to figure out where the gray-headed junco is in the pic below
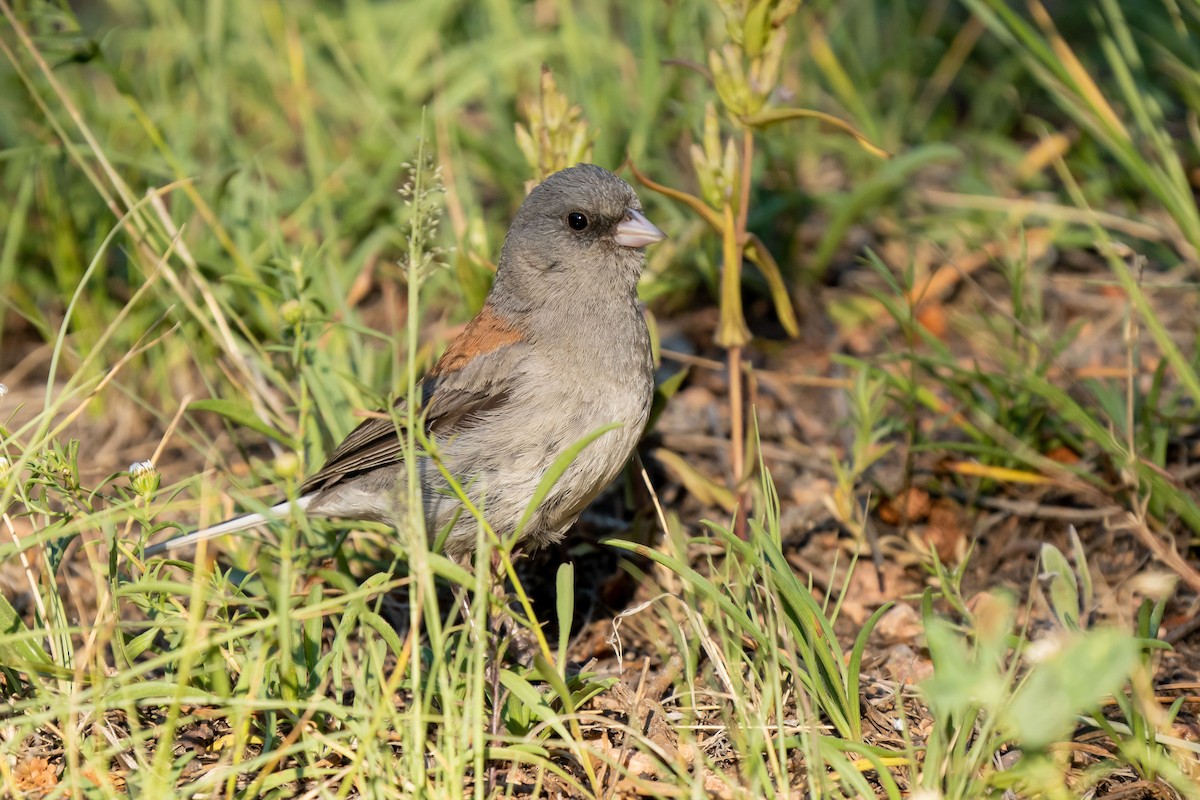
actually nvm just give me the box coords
[146,163,665,558]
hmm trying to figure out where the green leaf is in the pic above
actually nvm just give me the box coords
[741,0,772,57]
[1004,629,1140,751]
[847,601,894,740]
[188,399,292,445]
[425,551,475,588]
[104,680,223,705]
[1068,526,1094,614]
[360,610,405,657]
[534,652,579,730]
[0,591,58,674]
[115,579,198,596]
[817,736,904,799]
[555,563,573,670]
[1039,543,1080,630]
[716,204,751,348]
[921,617,1009,718]
[603,537,768,651]
[570,674,617,709]
[515,423,621,536]
[122,627,161,662]
[499,668,573,743]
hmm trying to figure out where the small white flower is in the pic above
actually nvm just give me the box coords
[909,791,943,800]
[128,460,159,497]
[1024,635,1064,665]
[273,452,301,480]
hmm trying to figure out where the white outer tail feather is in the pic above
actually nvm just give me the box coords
[143,495,314,556]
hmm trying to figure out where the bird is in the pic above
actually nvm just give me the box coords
[146,163,666,559]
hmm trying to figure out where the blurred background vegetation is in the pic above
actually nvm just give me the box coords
[4,0,1195,415]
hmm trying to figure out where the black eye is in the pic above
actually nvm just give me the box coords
[567,212,589,231]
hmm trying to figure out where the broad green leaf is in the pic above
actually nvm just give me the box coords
[1039,543,1080,630]
[425,551,475,588]
[499,668,573,743]
[1004,629,1140,750]
[921,617,1009,717]
[534,653,577,721]
[121,627,160,662]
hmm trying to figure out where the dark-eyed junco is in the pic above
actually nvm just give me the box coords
[146,163,665,558]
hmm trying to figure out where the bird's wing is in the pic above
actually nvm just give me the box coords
[300,304,528,494]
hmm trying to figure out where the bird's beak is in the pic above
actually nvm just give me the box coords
[613,208,667,248]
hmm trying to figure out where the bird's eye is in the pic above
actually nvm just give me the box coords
[567,212,589,231]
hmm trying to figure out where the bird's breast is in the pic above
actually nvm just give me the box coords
[429,298,653,543]
[533,303,653,484]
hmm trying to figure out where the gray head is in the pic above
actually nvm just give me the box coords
[492,164,665,309]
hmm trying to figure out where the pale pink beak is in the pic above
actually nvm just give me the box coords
[613,208,666,248]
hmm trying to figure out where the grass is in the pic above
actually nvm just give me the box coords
[2,0,1200,796]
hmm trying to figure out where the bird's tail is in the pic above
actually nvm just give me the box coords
[143,496,313,557]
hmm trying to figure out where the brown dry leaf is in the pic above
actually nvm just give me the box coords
[790,477,833,508]
[1045,445,1081,465]
[878,487,932,525]
[839,561,917,625]
[586,722,654,783]
[968,590,1015,638]
[921,500,966,563]
[875,602,922,643]
[1170,715,1200,745]
[1016,132,1073,181]
[621,750,670,781]
[915,303,947,339]
[883,643,934,685]
[14,758,57,797]
[590,728,616,786]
